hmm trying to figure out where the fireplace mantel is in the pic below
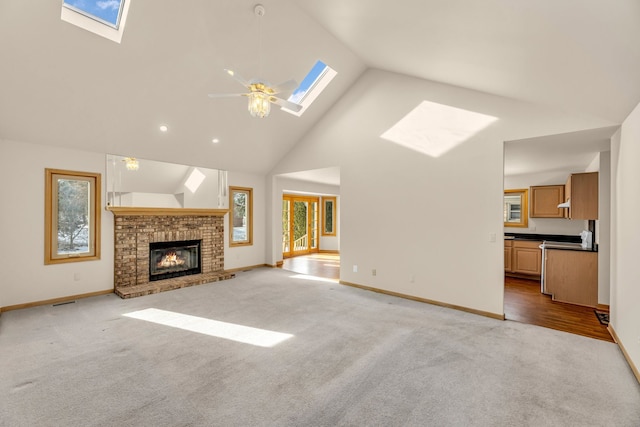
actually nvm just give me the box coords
[107,206,228,217]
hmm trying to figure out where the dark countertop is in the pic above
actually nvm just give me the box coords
[504,232,581,243]
[543,243,598,253]
[504,233,598,252]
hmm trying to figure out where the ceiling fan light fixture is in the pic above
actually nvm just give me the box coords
[123,157,139,171]
[210,4,300,118]
[248,91,271,118]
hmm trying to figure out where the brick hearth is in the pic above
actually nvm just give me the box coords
[109,207,234,298]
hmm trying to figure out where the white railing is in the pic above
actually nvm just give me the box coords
[293,234,308,251]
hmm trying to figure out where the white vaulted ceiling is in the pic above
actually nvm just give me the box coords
[1,0,639,177]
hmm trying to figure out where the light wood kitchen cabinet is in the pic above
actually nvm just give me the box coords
[530,185,565,218]
[545,249,598,307]
[512,240,542,276]
[505,239,542,277]
[564,172,598,220]
[504,240,512,272]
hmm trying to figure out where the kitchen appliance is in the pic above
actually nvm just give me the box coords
[539,240,583,294]
[580,230,593,249]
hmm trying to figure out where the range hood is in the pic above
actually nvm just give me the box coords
[557,199,570,208]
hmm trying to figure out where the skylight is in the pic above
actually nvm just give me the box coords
[61,0,130,43]
[282,60,337,116]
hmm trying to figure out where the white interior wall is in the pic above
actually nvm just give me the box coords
[270,69,616,317]
[180,167,220,208]
[0,139,114,308]
[224,171,267,271]
[277,177,341,254]
[611,102,640,373]
[129,192,182,208]
[596,152,611,305]
[0,141,268,308]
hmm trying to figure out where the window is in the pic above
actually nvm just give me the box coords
[504,189,528,228]
[230,187,253,246]
[322,196,337,236]
[63,0,125,28]
[61,0,131,43]
[45,169,101,264]
[282,60,337,117]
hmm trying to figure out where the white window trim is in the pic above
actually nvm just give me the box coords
[61,1,131,44]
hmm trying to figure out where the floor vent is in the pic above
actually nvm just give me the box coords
[53,301,76,307]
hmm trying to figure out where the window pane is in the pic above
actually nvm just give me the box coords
[45,169,101,264]
[311,202,318,249]
[282,200,290,253]
[234,193,247,240]
[63,0,124,28]
[322,197,336,236]
[230,187,253,246]
[324,201,333,233]
[57,178,91,255]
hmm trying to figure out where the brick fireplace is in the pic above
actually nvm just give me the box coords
[109,207,234,298]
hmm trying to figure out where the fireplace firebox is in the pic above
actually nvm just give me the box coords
[149,240,202,281]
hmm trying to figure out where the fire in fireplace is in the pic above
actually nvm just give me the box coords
[149,240,202,281]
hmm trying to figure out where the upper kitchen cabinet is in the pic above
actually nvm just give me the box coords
[530,185,565,218]
[563,172,598,220]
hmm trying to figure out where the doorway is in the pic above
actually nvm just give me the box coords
[282,195,319,258]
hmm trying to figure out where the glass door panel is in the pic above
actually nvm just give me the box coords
[310,201,318,249]
[293,201,309,253]
[282,200,290,254]
[283,195,319,258]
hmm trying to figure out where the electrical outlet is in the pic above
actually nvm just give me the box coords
[372,269,376,276]
[489,233,496,242]
[409,275,415,283]
[353,265,358,273]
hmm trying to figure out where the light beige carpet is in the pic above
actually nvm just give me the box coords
[1,267,639,426]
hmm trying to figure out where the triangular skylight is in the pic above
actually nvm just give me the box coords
[282,60,337,116]
[61,0,130,43]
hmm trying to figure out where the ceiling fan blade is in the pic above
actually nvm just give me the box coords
[208,93,247,98]
[269,79,298,95]
[270,96,303,112]
[224,69,250,88]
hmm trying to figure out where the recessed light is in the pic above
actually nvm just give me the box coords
[159,125,168,132]
[212,138,220,144]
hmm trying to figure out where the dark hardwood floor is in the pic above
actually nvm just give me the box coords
[281,255,613,342]
[504,276,613,342]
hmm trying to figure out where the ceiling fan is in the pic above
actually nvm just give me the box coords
[208,68,302,118]
[208,4,302,118]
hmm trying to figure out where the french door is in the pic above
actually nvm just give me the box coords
[282,195,319,258]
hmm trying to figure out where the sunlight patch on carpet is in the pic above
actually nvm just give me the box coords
[289,274,338,283]
[123,308,293,347]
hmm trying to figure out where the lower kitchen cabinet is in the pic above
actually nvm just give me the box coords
[512,240,542,276]
[504,240,512,272]
[505,239,542,278]
[545,249,598,307]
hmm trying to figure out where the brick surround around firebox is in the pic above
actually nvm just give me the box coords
[110,207,234,298]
